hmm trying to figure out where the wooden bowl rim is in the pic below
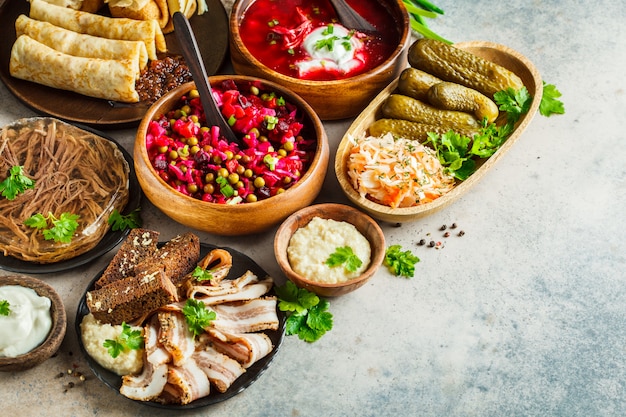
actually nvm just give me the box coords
[0,274,67,371]
[229,0,411,87]
[274,203,386,292]
[334,40,543,223]
[134,76,329,212]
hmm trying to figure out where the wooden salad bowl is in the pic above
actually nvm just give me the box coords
[334,40,543,223]
[274,203,385,297]
[0,275,67,372]
[229,0,411,120]
[134,76,329,236]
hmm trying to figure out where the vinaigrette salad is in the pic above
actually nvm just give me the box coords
[146,79,316,204]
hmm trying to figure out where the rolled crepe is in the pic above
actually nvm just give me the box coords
[10,34,140,103]
[15,15,149,70]
[34,0,105,13]
[29,0,166,60]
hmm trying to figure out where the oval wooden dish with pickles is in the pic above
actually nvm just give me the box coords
[335,40,542,223]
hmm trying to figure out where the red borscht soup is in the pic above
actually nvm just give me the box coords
[238,0,400,81]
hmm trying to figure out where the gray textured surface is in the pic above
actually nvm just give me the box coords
[1,0,625,416]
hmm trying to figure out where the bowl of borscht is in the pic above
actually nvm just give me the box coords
[229,0,410,120]
[133,76,329,236]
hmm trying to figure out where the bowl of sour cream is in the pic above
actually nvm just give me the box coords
[229,0,410,120]
[0,275,66,372]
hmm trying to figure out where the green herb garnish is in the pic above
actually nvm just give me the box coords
[24,211,80,243]
[192,266,214,282]
[402,0,450,44]
[182,298,216,337]
[103,322,144,358]
[325,246,362,272]
[275,281,333,343]
[0,300,10,316]
[216,176,235,198]
[384,245,420,278]
[0,165,35,200]
[263,154,279,171]
[108,208,142,231]
[539,82,565,116]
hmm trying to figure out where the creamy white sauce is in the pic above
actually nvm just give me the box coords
[296,24,365,77]
[287,217,371,284]
[0,285,52,358]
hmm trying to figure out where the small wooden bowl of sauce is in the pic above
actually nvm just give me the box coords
[0,275,66,372]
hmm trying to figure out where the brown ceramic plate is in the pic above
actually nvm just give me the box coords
[335,41,543,223]
[0,0,229,128]
[75,242,286,409]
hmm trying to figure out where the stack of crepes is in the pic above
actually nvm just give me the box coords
[39,0,205,33]
[9,0,168,103]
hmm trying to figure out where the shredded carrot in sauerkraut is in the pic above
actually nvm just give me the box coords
[347,133,455,208]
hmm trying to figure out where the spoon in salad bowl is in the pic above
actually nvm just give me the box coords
[173,12,241,145]
[328,0,377,33]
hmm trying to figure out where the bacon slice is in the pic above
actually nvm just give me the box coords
[158,311,195,366]
[191,275,274,305]
[119,361,169,402]
[210,297,279,333]
[144,317,170,366]
[162,358,211,405]
[202,328,274,368]
[193,346,246,393]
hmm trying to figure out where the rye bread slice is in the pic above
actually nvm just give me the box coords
[94,228,160,289]
[86,266,178,325]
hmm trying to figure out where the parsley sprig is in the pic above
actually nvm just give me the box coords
[182,298,216,338]
[0,165,35,200]
[384,245,420,278]
[24,211,80,243]
[191,266,214,282]
[539,82,565,116]
[325,246,363,272]
[275,281,333,343]
[0,300,10,316]
[103,322,144,358]
[108,208,142,231]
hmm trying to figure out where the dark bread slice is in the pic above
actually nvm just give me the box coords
[86,266,178,325]
[133,232,200,290]
[94,228,160,289]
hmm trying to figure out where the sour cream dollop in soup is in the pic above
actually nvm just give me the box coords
[239,0,399,80]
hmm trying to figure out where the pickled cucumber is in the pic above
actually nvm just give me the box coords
[381,94,480,129]
[408,39,525,98]
[397,67,442,102]
[428,82,500,123]
[368,118,479,142]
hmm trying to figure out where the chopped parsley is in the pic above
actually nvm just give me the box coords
[0,165,35,200]
[24,211,80,244]
[103,322,144,358]
[108,208,142,231]
[384,245,420,278]
[275,281,333,343]
[182,298,216,338]
[191,266,214,282]
[325,246,363,272]
[0,300,10,316]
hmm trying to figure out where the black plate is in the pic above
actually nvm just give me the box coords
[0,0,229,127]
[75,242,286,410]
[0,122,142,274]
